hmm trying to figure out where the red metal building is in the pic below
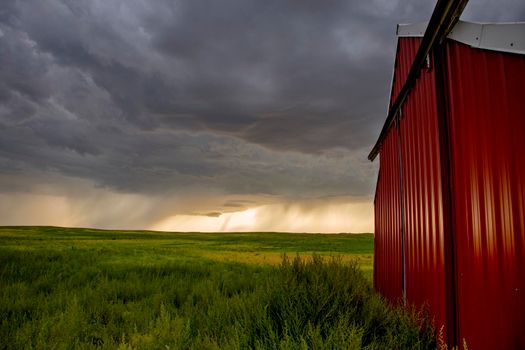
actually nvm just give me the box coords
[369,3,525,349]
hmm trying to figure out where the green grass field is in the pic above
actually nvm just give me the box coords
[0,226,374,277]
[0,226,435,349]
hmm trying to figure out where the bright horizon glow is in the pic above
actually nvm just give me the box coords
[132,202,372,233]
[0,174,374,233]
[0,193,374,233]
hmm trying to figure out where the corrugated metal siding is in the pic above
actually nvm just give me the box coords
[390,38,421,106]
[374,125,403,303]
[376,37,449,321]
[445,41,525,350]
[398,51,448,332]
[375,35,525,349]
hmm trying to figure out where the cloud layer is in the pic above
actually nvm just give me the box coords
[1,0,524,231]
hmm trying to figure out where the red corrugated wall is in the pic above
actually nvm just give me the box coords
[399,50,448,333]
[374,124,403,303]
[375,37,525,348]
[376,39,449,329]
[390,38,421,106]
[445,40,525,349]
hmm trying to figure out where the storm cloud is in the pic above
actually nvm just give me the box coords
[1,0,524,231]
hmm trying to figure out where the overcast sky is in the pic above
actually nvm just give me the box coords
[1,0,524,232]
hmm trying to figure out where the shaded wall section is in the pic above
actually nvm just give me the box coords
[399,52,448,332]
[374,124,403,302]
[445,40,525,349]
[390,38,422,106]
[375,38,449,330]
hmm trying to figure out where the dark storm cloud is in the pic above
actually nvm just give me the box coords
[0,0,524,198]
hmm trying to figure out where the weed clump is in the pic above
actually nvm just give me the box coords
[246,255,435,349]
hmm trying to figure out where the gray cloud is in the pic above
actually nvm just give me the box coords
[0,0,524,225]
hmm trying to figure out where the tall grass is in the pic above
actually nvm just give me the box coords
[0,247,435,349]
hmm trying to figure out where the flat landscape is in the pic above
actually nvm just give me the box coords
[0,227,434,349]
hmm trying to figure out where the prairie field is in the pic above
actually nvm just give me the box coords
[0,226,435,349]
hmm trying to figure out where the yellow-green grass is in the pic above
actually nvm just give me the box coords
[0,226,436,349]
[0,226,374,278]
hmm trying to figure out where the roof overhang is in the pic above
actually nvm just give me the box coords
[397,22,428,37]
[368,0,525,162]
[368,0,469,161]
[398,20,525,55]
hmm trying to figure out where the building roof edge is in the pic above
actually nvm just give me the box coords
[448,21,525,55]
[397,20,525,55]
[368,0,469,161]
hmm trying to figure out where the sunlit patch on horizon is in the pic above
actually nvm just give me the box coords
[151,201,373,233]
[0,174,373,233]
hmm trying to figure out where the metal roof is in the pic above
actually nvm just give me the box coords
[369,20,525,162]
[368,0,469,161]
[398,20,525,55]
[368,0,525,162]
